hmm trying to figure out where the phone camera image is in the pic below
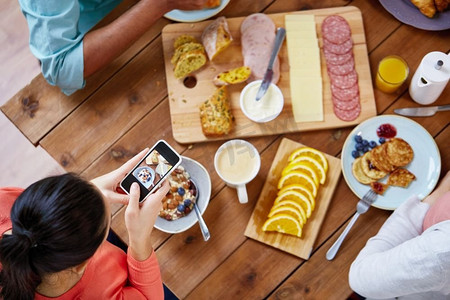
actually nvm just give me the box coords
[132,150,173,190]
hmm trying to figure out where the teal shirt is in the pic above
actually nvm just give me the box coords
[19,0,122,95]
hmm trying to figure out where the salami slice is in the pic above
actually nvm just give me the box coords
[321,15,351,45]
[331,83,359,101]
[333,102,361,121]
[332,95,360,111]
[329,69,358,89]
[327,59,355,76]
[323,49,353,66]
[323,38,353,55]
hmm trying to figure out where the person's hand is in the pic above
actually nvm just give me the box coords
[163,0,209,12]
[90,148,149,206]
[125,180,170,261]
[423,171,450,205]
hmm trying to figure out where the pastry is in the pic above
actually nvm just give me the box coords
[387,168,416,188]
[213,66,251,86]
[199,86,234,136]
[371,182,389,195]
[352,156,376,184]
[385,138,414,167]
[410,0,436,17]
[204,0,221,8]
[370,144,396,173]
[201,16,233,61]
[360,152,388,180]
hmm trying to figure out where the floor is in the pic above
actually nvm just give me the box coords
[0,1,64,187]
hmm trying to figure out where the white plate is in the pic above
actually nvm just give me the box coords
[164,0,230,22]
[154,156,211,233]
[342,115,441,210]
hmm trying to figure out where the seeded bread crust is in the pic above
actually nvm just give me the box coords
[199,86,234,136]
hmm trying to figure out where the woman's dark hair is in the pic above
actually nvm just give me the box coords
[0,173,108,300]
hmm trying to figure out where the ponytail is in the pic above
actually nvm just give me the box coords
[0,173,108,299]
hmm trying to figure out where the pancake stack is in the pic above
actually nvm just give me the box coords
[352,137,416,195]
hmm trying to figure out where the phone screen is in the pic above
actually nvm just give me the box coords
[120,140,181,202]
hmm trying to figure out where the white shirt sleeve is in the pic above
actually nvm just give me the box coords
[349,195,450,298]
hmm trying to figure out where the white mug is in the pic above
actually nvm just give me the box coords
[214,139,261,204]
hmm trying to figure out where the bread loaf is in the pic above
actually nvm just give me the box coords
[201,16,233,61]
[213,66,251,86]
[173,34,197,49]
[171,42,205,65]
[173,50,207,79]
[199,86,234,136]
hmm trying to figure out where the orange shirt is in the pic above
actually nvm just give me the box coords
[0,187,164,300]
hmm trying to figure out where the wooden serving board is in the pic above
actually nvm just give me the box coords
[244,138,341,259]
[162,6,376,144]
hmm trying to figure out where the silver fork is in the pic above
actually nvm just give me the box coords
[326,190,378,260]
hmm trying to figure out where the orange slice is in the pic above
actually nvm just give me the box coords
[262,213,303,237]
[289,156,327,185]
[288,147,329,173]
[277,171,318,197]
[268,205,305,227]
[275,189,314,213]
[278,184,315,205]
[282,161,319,186]
[270,200,307,225]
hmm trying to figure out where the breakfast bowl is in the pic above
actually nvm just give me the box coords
[154,156,211,234]
[239,80,284,123]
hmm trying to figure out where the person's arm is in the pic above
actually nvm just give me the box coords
[83,0,208,77]
[348,195,450,298]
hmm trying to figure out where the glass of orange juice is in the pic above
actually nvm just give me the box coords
[375,55,409,93]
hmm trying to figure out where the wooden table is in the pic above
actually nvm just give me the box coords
[2,0,449,298]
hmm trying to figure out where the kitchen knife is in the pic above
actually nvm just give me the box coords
[394,104,450,117]
[255,27,286,101]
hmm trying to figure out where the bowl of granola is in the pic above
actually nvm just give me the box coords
[154,156,211,234]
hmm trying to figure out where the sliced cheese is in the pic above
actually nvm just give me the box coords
[285,14,323,123]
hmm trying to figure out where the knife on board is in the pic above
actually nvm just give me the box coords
[255,27,286,101]
[394,104,450,117]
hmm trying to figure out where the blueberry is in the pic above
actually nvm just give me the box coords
[363,146,370,153]
[351,150,360,158]
[355,143,364,151]
[177,187,185,196]
[184,199,192,206]
[354,135,362,143]
[369,141,377,148]
[362,139,369,146]
[379,137,386,144]
[177,204,185,212]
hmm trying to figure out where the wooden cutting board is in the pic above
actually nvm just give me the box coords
[244,138,341,259]
[162,6,376,144]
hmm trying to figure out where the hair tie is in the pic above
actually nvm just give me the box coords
[22,230,38,248]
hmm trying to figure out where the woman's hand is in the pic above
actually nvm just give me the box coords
[125,180,170,261]
[90,148,148,206]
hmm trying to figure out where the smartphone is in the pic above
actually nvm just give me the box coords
[120,140,182,202]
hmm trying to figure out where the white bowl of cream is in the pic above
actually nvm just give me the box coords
[239,80,284,123]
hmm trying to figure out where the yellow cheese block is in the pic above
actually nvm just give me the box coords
[285,14,323,123]
[290,79,323,122]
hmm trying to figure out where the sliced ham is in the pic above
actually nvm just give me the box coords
[240,13,280,84]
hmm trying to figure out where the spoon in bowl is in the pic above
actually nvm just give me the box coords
[190,179,210,241]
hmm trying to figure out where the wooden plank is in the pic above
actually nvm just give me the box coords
[40,36,168,173]
[245,138,341,259]
[0,0,169,145]
[163,6,376,143]
[369,24,450,114]
[266,208,390,299]
[266,127,450,299]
